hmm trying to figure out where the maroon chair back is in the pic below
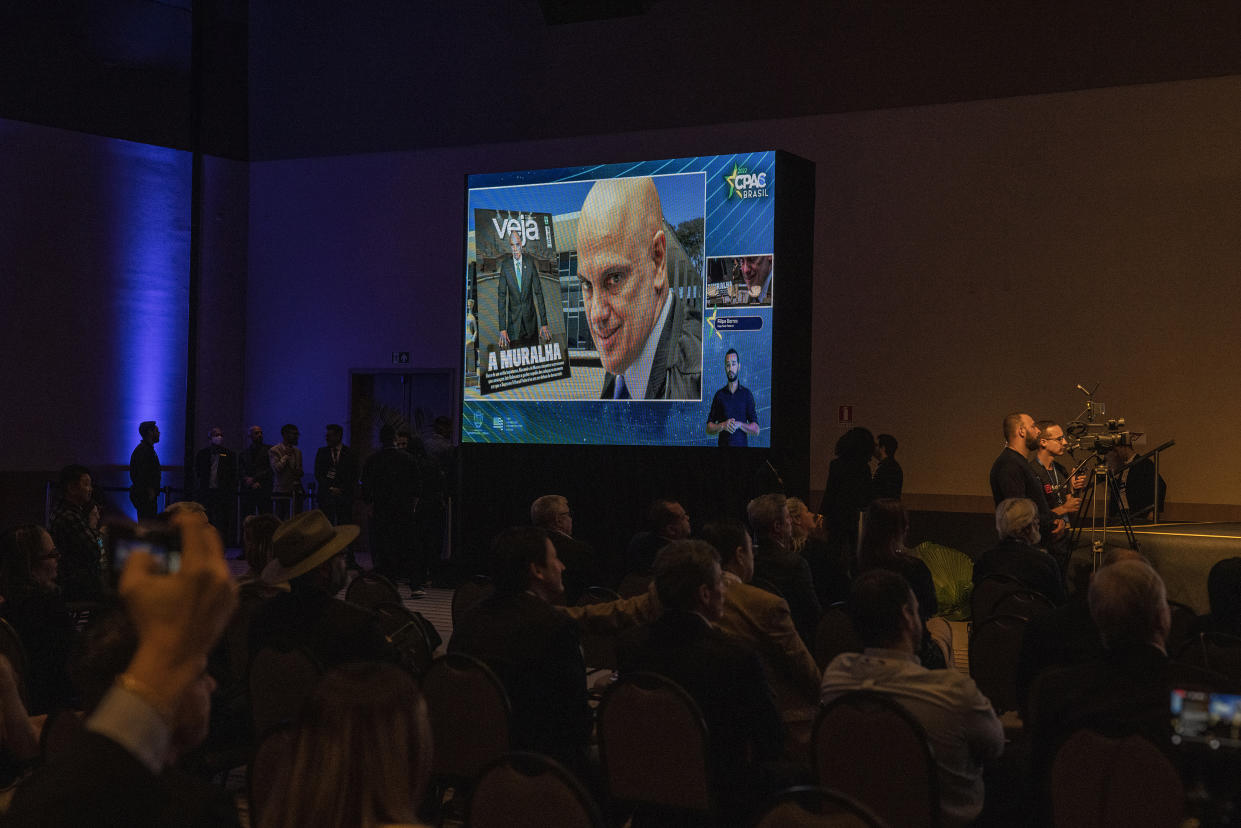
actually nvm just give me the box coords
[813,690,939,828]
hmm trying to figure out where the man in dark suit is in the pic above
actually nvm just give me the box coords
[239,424,274,516]
[618,539,784,822]
[193,426,238,535]
[449,526,591,777]
[314,424,357,526]
[496,230,550,348]
[315,423,359,570]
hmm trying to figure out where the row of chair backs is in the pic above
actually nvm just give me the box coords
[755,786,888,828]
[344,571,402,610]
[452,574,496,626]
[464,751,604,828]
[373,601,439,677]
[1050,730,1183,828]
[813,691,940,828]
[1175,631,1241,683]
[971,574,1055,625]
[597,671,713,814]
[968,613,1030,715]
[422,652,513,783]
[813,604,861,670]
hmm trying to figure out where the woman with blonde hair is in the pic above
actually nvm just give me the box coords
[787,497,849,605]
[260,662,433,828]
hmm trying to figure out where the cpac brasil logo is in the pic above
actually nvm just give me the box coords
[723,165,769,199]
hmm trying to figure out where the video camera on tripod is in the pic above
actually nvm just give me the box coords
[1066,383,1134,456]
[1080,419,1133,455]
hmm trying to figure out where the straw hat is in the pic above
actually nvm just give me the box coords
[260,510,359,585]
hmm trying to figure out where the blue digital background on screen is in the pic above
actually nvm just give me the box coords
[463,151,776,447]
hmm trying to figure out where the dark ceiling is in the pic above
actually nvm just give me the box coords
[2,0,1239,161]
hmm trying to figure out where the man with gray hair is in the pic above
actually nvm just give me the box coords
[972,497,1066,604]
[530,494,600,603]
[1028,559,1199,801]
[748,493,821,646]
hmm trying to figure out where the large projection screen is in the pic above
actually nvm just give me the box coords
[463,152,779,448]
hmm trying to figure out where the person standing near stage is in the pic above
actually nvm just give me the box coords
[314,425,357,527]
[361,425,422,590]
[705,349,759,447]
[128,421,161,520]
[1029,420,1084,572]
[989,413,1056,556]
[194,426,238,535]
[270,424,305,515]
[872,433,903,500]
[239,425,274,516]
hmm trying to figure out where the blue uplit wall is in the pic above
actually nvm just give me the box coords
[0,118,190,474]
[108,141,191,465]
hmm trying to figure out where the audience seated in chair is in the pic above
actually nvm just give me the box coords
[857,499,949,668]
[820,569,1003,828]
[239,514,282,584]
[1014,547,1145,718]
[259,662,432,828]
[531,494,605,604]
[448,526,592,778]
[622,498,692,578]
[1027,558,1212,816]
[48,464,107,603]
[749,493,822,648]
[973,498,1066,606]
[617,539,786,824]
[787,496,850,607]
[0,524,78,714]
[701,518,821,757]
[6,515,240,827]
[0,653,38,786]
[249,510,394,670]
[1194,556,1241,638]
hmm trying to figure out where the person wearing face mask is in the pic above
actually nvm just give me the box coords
[194,427,238,537]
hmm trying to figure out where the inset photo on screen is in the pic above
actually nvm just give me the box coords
[705,254,773,307]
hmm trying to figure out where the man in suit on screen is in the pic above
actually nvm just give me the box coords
[496,230,550,348]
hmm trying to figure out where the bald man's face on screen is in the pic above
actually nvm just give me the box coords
[575,177,668,376]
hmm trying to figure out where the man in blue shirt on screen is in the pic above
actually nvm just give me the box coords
[706,349,759,447]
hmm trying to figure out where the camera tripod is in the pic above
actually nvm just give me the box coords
[1069,454,1139,570]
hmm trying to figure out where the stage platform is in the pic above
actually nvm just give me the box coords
[1067,521,1241,614]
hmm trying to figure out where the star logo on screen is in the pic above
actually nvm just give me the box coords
[723,165,769,199]
[705,306,724,340]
